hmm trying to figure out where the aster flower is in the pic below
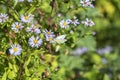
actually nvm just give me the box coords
[81,18,94,27]
[19,0,24,2]
[66,19,72,24]
[11,22,24,33]
[9,44,22,56]
[28,36,43,48]
[71,19,80,26]
[80,0,94,8]
[59,19,71,28]
[45,36,55,43]
[88,3,94,8]
[52,35,67,44]
[28,0,32,2]
[20,14,33,23]
[97,46,113,54]
[43,29,55,37]
[0,13,8,23]
[15,0,24,2]
[26,24,40,34]
[71,47,88,55]
[43,29,55,42]
[16,0,32,2]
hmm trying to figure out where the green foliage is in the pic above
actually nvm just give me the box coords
[0,0,119,80]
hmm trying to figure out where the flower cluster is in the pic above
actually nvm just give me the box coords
[7,13,68,56]
[43,29,55,43]
[80,0,95,8]
[71,47,88,56]
[5,14,41,56]
[43,29,67,44]
[16,0,33,2]
[59,18,80,28]
[97,46,113,54]
[26,24,40,34]
[0,0,95,57]
[59,17,94,29]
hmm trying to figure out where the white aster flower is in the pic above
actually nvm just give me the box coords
[11,22,24,33]
[0,13,8,23]
[45,36,54,43]
[28,0,32,2]
[9,44,22,56]
[80,0,94,8]
[80,0,90,7]
[71,19,80,26]
[15,0,24,2]
[66,19,72,24]
[26,24,40,34]
[29,36,43,48]
[43,29,55,42]
[20,14,33,23]
[81,18,94,27]
[43,29,55,37]
[88,3,94,8]
[52,35,67,44]
[19,0,24,2]
[59,19,70,28]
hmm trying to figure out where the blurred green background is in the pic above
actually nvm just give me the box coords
[94,0,120,48]
[59,0,120,80]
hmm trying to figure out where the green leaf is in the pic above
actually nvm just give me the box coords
[25,67,30,76]
[103,74,111,80]
[40,2,52,13]
[2,71,7,80]
[13,64,18,73]
[76,35,96,51]
[25,56,31,66]
[91,54,101,64]
[13,13,20,21]
[59,3,70,13]
[26,6,36,14]
[7,70,16,79]
[8,62,13,70]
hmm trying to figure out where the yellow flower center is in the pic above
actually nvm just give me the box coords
[13,47,18,52]
[34,39,38,44]
[47,32,51,35]
[16,25,20,29]
[49,37,53,41]
[25,16,29,20]
[63,22,67,26]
